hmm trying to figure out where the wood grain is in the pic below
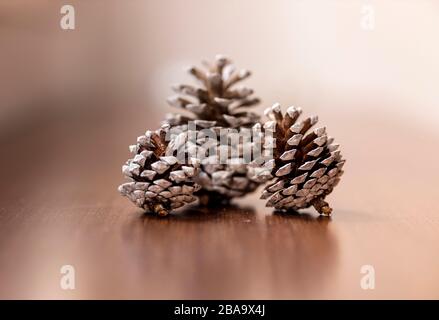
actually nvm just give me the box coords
[0,107,438,299]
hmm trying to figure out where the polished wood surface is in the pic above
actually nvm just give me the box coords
[0,107,438,300]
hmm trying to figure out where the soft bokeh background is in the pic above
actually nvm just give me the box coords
[2,0,439,129]
[1,0,439,299]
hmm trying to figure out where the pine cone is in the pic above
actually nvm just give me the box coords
[118,124,201,216]
[259,103,345,216]
[166,54,260,128]
[164,55,266,203]
[165,122,269,204]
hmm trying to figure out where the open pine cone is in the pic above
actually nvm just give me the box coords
[166,54,260,128]
[259,103,345,216]
[164,121,269,204]
[118,124,201,216]
[165,55,266,203]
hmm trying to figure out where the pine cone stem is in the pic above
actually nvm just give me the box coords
[312,198,332,216]
[153,203,169,216]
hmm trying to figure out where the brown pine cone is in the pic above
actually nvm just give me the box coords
[118,124,201,216]
[164,55,267,203]
[166,54,260,128]
[259,103,345,216]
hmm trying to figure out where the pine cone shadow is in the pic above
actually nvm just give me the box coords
[272,208,332,221]
[121,204,338,298]
[139,202,257,223]
[262,210,338,296]
[194,190,235,207]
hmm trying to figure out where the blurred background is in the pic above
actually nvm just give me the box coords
[1,0,439,299]
[2,0,439,129]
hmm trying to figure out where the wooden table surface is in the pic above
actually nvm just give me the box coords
[0,106,438,300]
